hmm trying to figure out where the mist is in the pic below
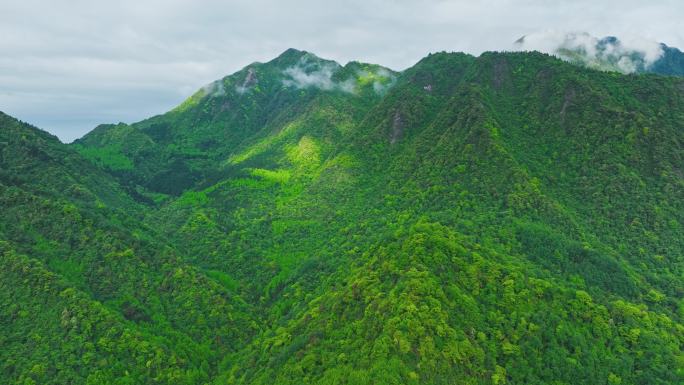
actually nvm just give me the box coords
[514,31,665,73]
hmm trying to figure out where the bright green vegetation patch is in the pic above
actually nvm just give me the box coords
[205,269,240,292]
[250,168,291,184]
[73,144,134,170]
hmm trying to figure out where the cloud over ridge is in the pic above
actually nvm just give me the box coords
[282,55,355,93]
[514,31,665,74]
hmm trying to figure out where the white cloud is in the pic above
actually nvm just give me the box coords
[282,56,344,91]
[369,68,396,95]
[235,68,258,95]
[202,80,226,97]
[514,30,665,73]
[281,56,397,94]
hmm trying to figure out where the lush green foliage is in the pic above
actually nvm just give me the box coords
[2,48,684,384]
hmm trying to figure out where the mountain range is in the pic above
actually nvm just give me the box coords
[1,44,683,384]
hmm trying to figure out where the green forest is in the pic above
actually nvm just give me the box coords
[1,48,683,384]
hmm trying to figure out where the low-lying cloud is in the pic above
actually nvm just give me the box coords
[202,80,226,97]
[235,68,258,95]
[282,55,397,95]
[368,68,396,94]
[514,31,665,73]
[282,55,355,93]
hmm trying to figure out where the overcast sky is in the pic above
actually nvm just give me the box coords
[1,0,683,142]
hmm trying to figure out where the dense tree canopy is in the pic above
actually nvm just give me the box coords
[1,49,683,384]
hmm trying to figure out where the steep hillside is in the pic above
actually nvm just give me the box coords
[0,112,138,208]
[2,47,684,385]
[0,113,258,384]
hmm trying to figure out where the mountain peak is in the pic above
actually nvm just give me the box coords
[278,47,308,58]
[270,48,325,68]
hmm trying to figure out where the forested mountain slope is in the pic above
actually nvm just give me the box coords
[211,51,684,384]
[73,49,396,197]
[0,113,258,384]
[2,48,683,384]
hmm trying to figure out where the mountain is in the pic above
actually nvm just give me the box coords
[73,49,397,197]
[515,32,684,76]
[0,112,257,384]
[3,48,684,384]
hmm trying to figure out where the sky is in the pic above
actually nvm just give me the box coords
[1,0,683,142]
